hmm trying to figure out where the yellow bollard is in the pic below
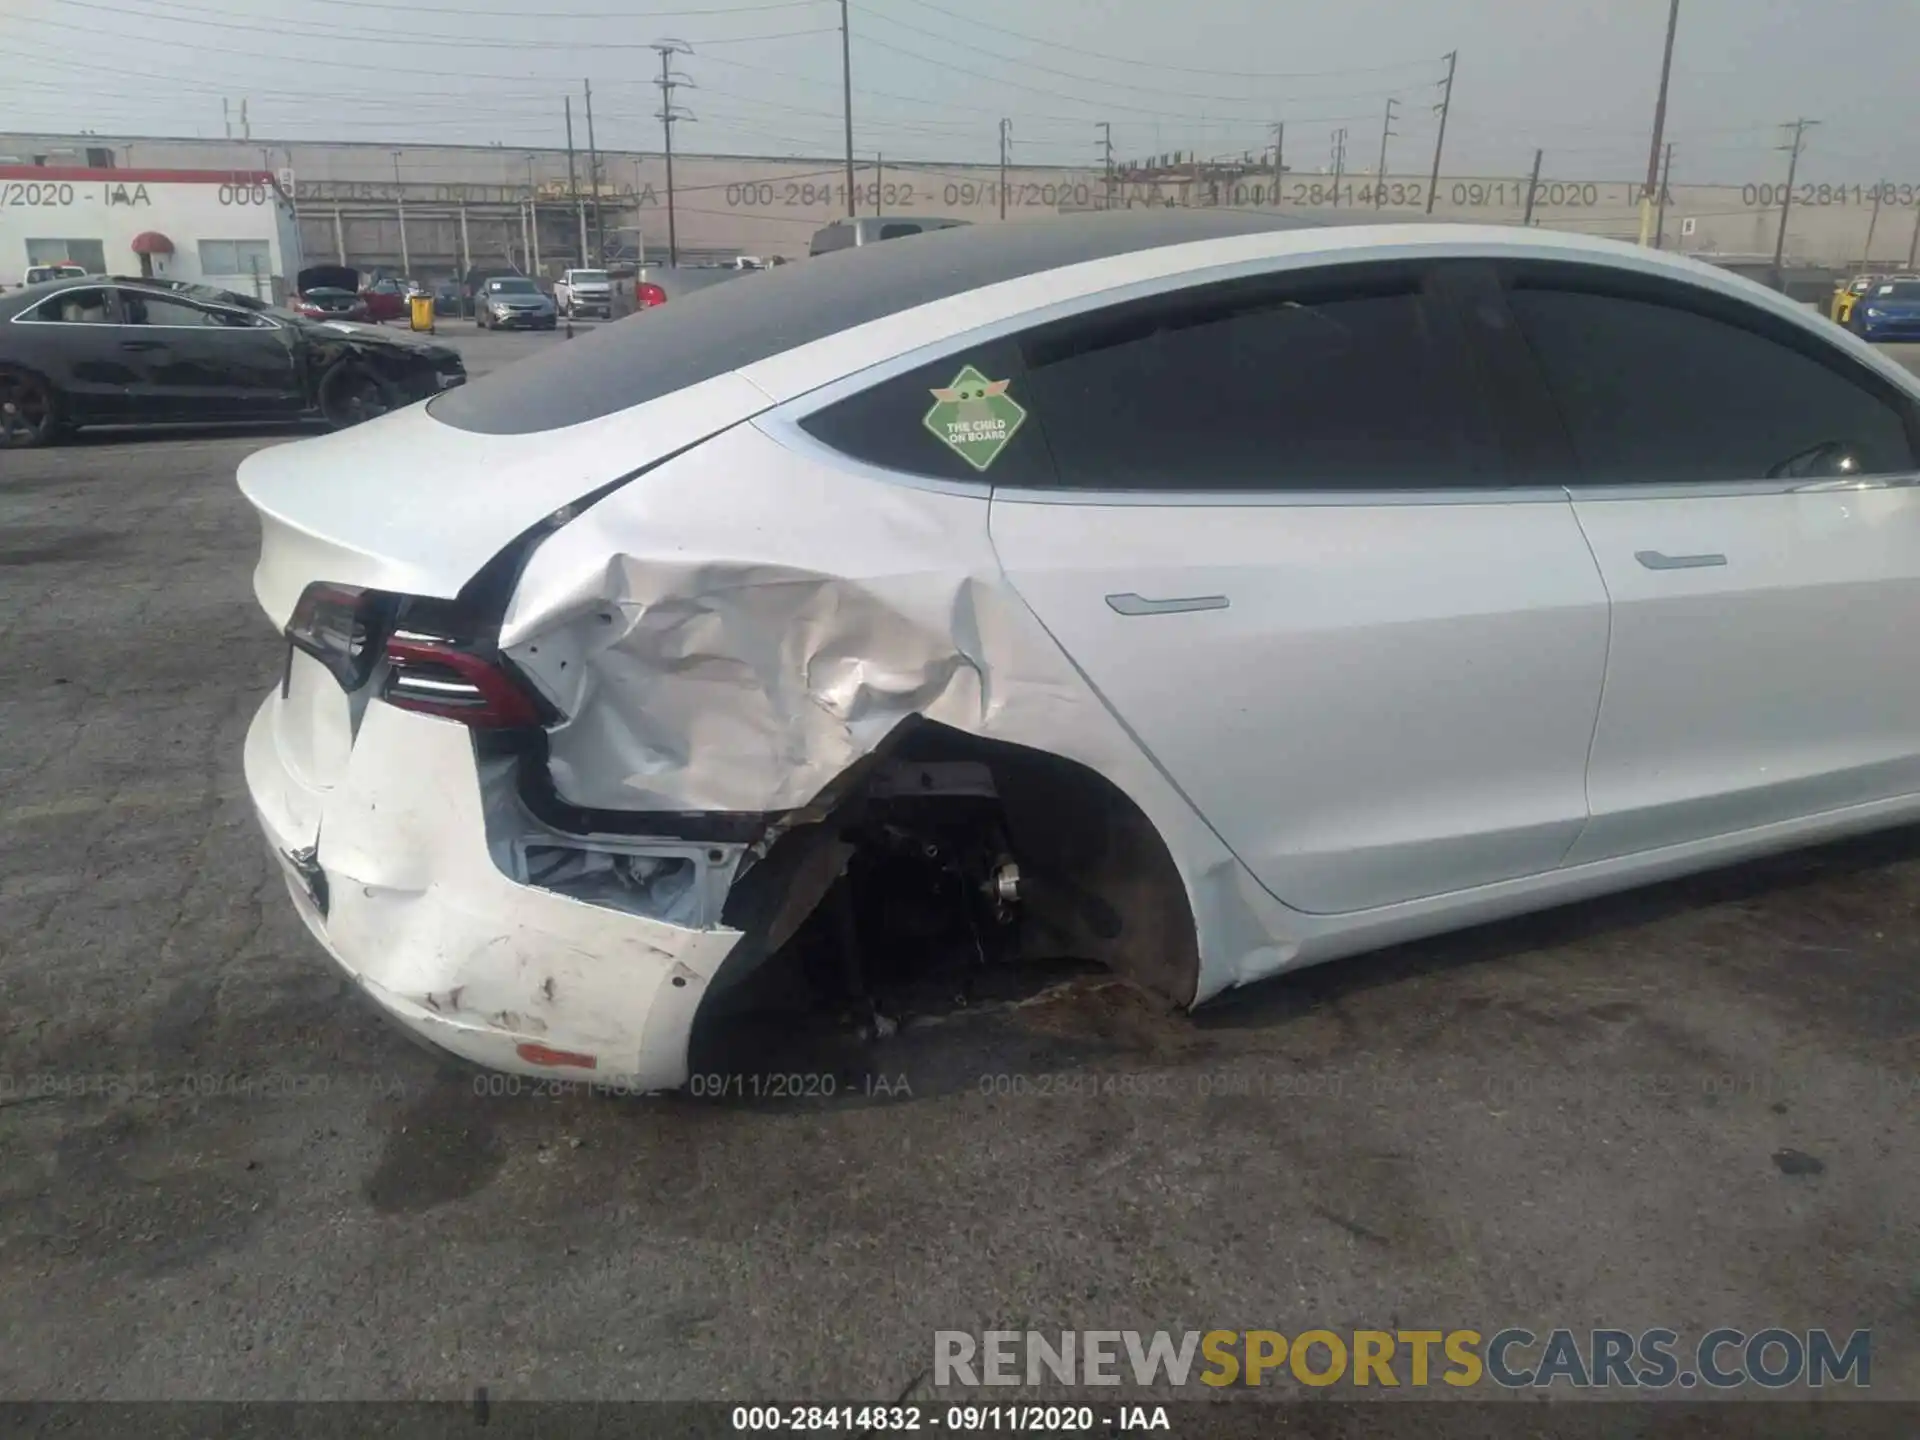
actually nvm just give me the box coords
[409,291,435,333]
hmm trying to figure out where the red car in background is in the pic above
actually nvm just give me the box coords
[359,273,409,322]
[293,265,406,323]
[291,267,370,322]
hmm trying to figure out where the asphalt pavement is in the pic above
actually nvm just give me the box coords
[0,329,1917,1406]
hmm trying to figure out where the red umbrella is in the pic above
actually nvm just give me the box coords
[130,231,175,256]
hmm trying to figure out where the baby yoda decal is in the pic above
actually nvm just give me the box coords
[922,364,1028,471]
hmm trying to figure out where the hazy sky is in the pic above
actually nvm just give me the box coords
[6,0,1917,183]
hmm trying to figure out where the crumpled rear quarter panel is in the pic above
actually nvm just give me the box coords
[496,420,1298,1002]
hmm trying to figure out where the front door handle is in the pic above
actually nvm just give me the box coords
[1105,592,1230,616]
[118,339,167,352]
[1635,550,1726,571]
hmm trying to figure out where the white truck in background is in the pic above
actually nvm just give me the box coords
[553,268,613,318]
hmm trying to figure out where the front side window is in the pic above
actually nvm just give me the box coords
[1508,281,1917,483]
[1015,269,1493,491]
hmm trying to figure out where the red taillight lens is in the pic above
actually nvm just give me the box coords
[381,636,542,729]
[637,282,667,308]
[286,582,387,690]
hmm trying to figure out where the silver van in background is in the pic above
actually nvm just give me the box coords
[808,216,970,257]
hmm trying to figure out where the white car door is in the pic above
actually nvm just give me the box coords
[983,262,1613,915]
[1499,269,1920,864]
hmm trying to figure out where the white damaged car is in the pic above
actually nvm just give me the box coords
[243,210,1920,1090]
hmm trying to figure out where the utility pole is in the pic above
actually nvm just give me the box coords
[1097,121,1114,208]
[1653,140,1674,248]
[391,150,409,275]
[999,118,1011,220]
[527,153,541,274]
[1771,118,1817,282]
[1637,0,1682,245]
[838,0,856,219]
[1270,120,1283,205]
[1862,182,1884,266]
[651,41,695,267]
[1522,147,1543,225]
[1330,127,1347,202]
[566,95,585,266]
[1375,97,1398,206]
[1424,49,1456,214]
[874,152,883,216]
[1908,202,1920,269]
[584,78,602,263]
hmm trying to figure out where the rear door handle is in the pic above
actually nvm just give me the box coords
[1635,550,1726,571]
[118,339,167,352]
[1105,592,1230,616]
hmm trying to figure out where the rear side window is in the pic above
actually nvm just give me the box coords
[1508,285,1917,483]
[19,286,113,323]
[1015,271,1495,490]
[798,335,1054,485]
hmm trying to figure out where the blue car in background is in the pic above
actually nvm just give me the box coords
[1851,277,1920,342]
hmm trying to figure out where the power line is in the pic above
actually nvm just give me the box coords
[849,31,1417,122]
[881,0,1445,81]
[855,5,1428,108]
[35,0,834,54]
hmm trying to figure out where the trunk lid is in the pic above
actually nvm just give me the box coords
[238,370,773,629]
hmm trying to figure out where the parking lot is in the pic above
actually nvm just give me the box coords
[2,324,1919,1406]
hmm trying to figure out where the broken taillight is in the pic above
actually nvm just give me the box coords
[284,582,545,730]
[285,582,391,691]
[381,634,543,729]
[637,282,667,308]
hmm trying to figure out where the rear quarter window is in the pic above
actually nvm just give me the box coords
[798,335,1053,485]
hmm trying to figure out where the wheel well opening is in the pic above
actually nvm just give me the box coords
[710,719,1200,1015]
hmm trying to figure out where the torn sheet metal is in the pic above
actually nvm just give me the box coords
[498,420,1081,816]
[496,419,1304,1005]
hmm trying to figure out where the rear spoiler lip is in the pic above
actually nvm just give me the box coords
[238,371,774,630]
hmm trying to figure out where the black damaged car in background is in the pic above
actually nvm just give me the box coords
[0,276,464,448]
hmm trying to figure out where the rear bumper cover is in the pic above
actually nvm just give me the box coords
[245,693,743,1090]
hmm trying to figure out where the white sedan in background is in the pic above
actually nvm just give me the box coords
[241,210,1920,1091]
